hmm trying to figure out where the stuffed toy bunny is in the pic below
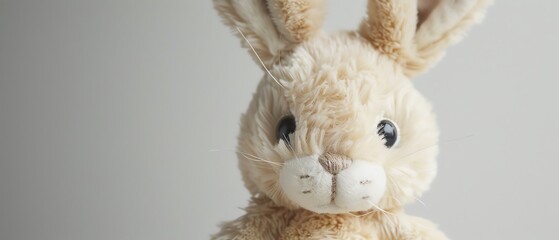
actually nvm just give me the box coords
[212,0,491,239]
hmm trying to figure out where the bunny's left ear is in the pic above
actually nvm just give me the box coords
[214,0,325,68]
[359,0,493,77]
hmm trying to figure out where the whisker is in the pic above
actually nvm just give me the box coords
[397,143,438,161]
[366,201,398,229]
[414,197,426,206]
[397,134,476,161]
[209,148,272,162]
[346,201,393,219]
[240,153,283,167]
[367,201,393,216]
[385,163,429,208]
[209,149,283,167]
[386,175,427,208]
[390,196,403,206]
[347,210,376,218]
[236,150,278,163]
[236,27,285,89]
[283,135,300,162]
[381,211,396,230]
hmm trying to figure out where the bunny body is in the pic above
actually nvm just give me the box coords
[214,196,447,240]
[212,0,491,239]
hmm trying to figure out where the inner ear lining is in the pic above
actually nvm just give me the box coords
[417,0,443,29]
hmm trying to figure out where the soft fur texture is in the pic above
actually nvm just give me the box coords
[212,0,491,239]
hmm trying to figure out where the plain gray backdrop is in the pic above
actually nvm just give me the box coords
[1,0,558,239]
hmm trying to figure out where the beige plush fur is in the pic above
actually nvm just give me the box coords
[212,0,491,239]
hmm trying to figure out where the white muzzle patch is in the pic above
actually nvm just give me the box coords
[279,155,386,213]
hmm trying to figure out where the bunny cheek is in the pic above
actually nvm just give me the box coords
[279,155,386,214]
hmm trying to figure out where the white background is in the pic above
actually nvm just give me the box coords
[1,1,558,239]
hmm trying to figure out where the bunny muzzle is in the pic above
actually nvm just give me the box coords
[279,152,386,214]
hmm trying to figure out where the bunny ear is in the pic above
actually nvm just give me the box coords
[359,0,493,77]
[213,0,325,68]
[410,0,493,76]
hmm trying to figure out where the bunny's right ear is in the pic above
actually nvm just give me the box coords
[359,0,493,78]
[213,0,325,68]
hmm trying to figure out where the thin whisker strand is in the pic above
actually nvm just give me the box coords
[414,197,426,206]
[283,137,300,162]
[398,134,476,161]
[238,152,283,167]
[236,27,285,89]
[210,148,280,164]
[209,148,283,167]
[347,210,376,218]
[367,201,393,216]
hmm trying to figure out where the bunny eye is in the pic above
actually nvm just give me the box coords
[377,120,399,148]
[276,115,296,145]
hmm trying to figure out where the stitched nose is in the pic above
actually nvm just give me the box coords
[318,153,352,175]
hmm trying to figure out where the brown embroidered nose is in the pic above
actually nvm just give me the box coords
[318,153,352,175]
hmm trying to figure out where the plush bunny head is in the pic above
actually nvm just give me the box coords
[214,0,490,214]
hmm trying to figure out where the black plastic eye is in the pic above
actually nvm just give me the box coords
[377,120,398,148]
[276,115,296,145]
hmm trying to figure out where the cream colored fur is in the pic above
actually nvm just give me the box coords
[212,0,492,239]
